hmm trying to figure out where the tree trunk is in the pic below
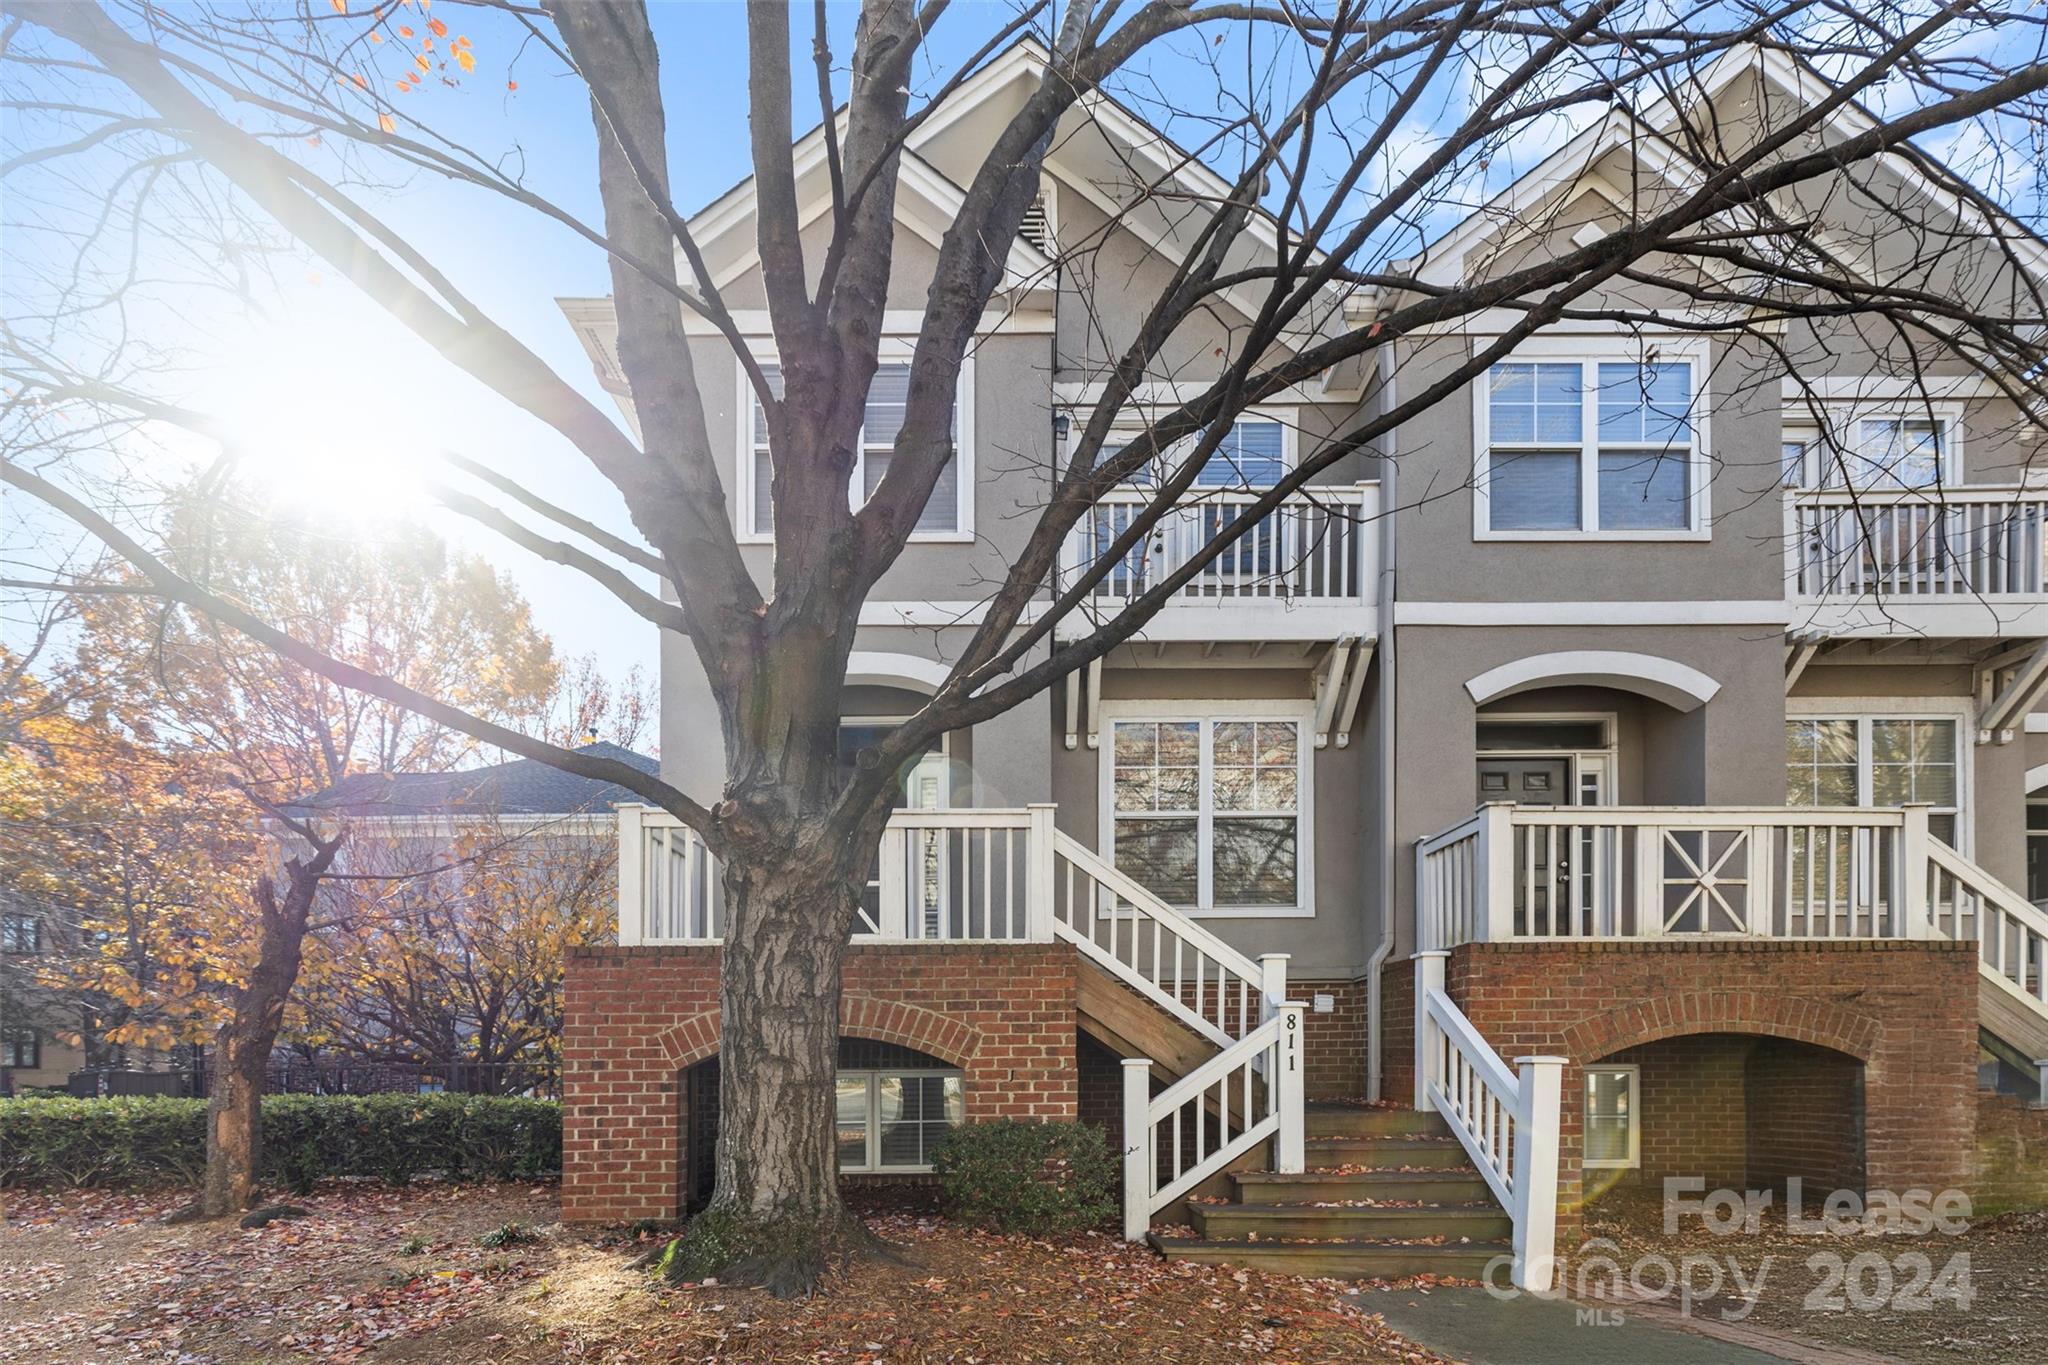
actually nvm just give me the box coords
[664,850,879,1295]
[199,836,341,1217]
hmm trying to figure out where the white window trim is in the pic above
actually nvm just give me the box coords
[1781,401,1965,490]
[735,339,976,545]
[1472,335,1712,542]
[1783,697,1973,855]
[837,1067,962,1174]
[1097,698,1316,919]
[1583,1063,1640,1170]
[1062,407,1301,487]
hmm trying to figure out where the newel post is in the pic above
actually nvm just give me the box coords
[1258,953,1290,1022]
[615,804,646,946]
[1276,1002,1307,1173]
[1476,802,1516,942]
[1121,1058,1154,1241]
[1900,803,1934,938]
[1512,1055,1568,1293]
[1026,803,1058,942]
[1412,950,1448,1112]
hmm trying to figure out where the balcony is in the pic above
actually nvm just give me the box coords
[1054,482,1380,643]
[1786,485,2048,637]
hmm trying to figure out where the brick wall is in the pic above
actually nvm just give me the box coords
[1379,959,1415,1104]
[1296,979,1369,1100]
[1443,940,1978,1250]
[561,943,1081,1224]
[1973,1091,2048,1214]
[1746,1036,1866,1196]
[1603,1035,1751,1189]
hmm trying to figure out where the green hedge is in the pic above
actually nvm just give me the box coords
[0,1094,560,1191]
[930,1119,1118,1234]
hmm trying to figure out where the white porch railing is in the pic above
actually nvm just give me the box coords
[1412,953,1561,1293]
[1926,838,2048,1019]
[616,801,1307,1218]
[1787,485,2048,599]
[1121,1005,1305,1241]
[1059,483,1379,605]
[1417,803,1943,947]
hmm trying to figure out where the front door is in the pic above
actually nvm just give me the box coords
[1478,757,1573,934]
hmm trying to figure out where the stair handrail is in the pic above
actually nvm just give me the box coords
[1414,954,1562,1293]
[1121,1002,1305,1240]
[1926,837,2048,1022]
[1049,829,1277,1046]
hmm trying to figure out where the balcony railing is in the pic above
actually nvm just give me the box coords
[1786,485,2048,600]
[1058,482,1379,607]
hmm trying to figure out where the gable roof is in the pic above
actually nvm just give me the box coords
[1400,42,2048,296]
[282,742,660,819]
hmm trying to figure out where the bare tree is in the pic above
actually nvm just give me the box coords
[6,0,2048,1290]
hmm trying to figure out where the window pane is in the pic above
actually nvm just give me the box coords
[1213,816,1297,905]
[1488,363,1581,443]
[1116,817,1199,903]
[1488,450,1581,531]
[1852,419,1943,488]
[1595,362,1692,444]
[863,365,910,445]
[836,1076,870,1169]
[750,364,785,535]
[1786,720,1859,808]
[1197,420,1285,487]
[1585,1068,1634,1164]
[1597,450,1689,529]
[1782,439,1809,487]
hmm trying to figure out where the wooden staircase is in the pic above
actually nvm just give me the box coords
[1149,1103,1514,1280]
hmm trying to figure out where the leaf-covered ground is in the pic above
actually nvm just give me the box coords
[0,1182,1448,1363]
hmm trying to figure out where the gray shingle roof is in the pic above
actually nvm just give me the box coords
[283,742,660,818]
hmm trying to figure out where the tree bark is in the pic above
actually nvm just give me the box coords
[663,848,880,1295]
[199,835,342,1218]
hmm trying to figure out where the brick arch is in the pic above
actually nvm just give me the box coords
[1562,990,1880,1064]
[653,995,982,1072]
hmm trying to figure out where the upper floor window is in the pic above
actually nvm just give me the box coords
[743,360,969,541]
[1105,417,1291,489]
[1,915,40,954]
[4,1029,39,1070]
[1786,716,1959,843]
[1783,413,1954,489]
[1478,354,1703,538]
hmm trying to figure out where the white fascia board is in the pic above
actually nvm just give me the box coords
[856,600,1049,627]
[1779,376,2004,402]
[679,307,1052,338]
[1788,597,2048,639]
[1051,378,1336,408]
[1396,600,1793,627]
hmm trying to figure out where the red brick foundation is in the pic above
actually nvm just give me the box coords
[1973,1090,2048,1214]
[1442,941,1979,1251]
[1296,979,1369,1100]
[561,943,1081,1224]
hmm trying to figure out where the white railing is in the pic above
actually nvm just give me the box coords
[1927,839,2048,1018]
[1417,803,1940,948]
[1122,1004,1305,1241]
[1787,485,2048,599]
[1060,483,1379,605]
[1412,954,1561,1293]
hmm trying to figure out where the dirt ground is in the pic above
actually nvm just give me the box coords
[1584,1187,2048,1363]
[0,1182,1448,1363]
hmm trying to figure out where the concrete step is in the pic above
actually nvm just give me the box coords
[1190,1201,1513,1241]
[1151,1232,1511,1280]
[1303,1135,1471,1168]
[1304,1105,1451,1139]
[1234,1169,1494,1205]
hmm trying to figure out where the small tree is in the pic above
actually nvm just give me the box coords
[7,0,2048,1290]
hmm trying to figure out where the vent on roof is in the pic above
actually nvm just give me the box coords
[1017,194,1052,255]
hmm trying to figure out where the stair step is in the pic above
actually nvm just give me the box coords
[1191,1202,1512,1241]
[1151,1232,1510,1280]
[1304,1135,1470,1168]
[1304,1105,1450,1139]
[1234,1170,1494,1205]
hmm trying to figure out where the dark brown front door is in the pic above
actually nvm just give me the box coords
[1478,757,1572,933]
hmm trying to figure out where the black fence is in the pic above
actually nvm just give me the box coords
[56,1058,558,1101]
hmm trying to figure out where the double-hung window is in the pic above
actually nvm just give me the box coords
[745,359,968,540]
[1106,705,1310,915]
[1480,352,1703,537]
[4,1029,39,1070]
[1786,412,1954,489]
[1786,716,1961,844]
[1583,1065,1639,1169]
[1,915,40,954]
[835,1069,963,1172]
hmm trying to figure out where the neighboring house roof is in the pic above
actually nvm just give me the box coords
[282,742,660,819]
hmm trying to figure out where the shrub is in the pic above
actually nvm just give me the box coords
[0,1093,561,1189]
[930,1120,1117,1235]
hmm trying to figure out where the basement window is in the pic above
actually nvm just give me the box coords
[835,1069,964,1173]
[1583,1064,1639,1169]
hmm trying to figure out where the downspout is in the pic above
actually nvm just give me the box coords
[1364,335,1398,1101]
